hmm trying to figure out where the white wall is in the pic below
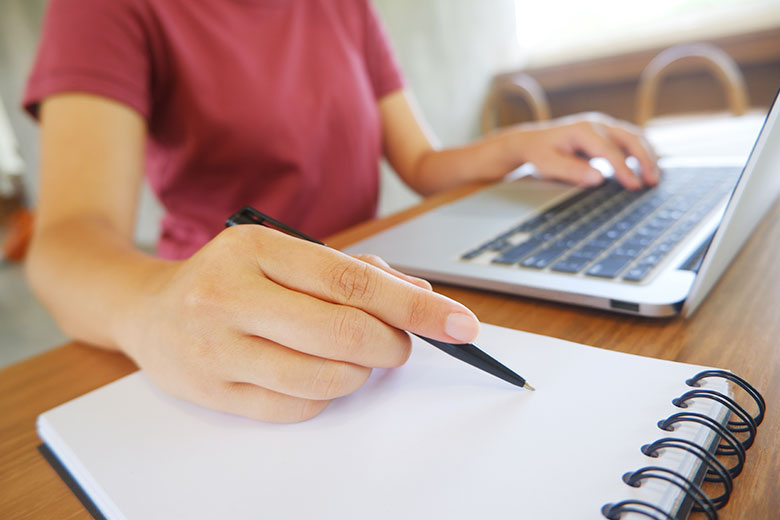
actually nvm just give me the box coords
[373,0,522,215]
[0,0,46,204]
[0,94,25,197]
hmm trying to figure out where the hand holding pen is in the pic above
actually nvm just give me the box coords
[228,207,534,391]
[120,206,507,424]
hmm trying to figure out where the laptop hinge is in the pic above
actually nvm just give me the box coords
[680,231,716,273]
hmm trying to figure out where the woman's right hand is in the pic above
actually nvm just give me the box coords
[117,224,481,422]
[31,93,480,424]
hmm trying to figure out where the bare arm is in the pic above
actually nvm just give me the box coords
[27,93,168,349]
[27,93,480,423]
[379,90,659,196]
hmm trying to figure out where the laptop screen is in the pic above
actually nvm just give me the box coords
[683,88,780,317]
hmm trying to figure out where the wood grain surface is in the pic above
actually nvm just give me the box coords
[2,183,778,519]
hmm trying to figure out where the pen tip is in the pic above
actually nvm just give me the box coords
[523,382,536,391]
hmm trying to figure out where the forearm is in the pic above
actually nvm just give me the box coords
[381,91,657,196]
[26,215,174,352]
[408,130,519,195]
[379,91,525,196]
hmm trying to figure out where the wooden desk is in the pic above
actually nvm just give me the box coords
[2,184,779,519]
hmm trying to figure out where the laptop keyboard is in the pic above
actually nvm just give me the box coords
[461,167,740,282]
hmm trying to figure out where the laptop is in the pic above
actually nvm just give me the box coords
[344,91,780,317]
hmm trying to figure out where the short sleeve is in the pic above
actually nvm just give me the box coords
[363,1,405,100]
[23,0,152,120]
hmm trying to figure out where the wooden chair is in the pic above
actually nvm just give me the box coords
[481,72,550,135]
[636,42,750,126]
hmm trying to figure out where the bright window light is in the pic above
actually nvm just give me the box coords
[515,0,780,66]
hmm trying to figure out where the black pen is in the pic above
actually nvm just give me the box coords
[226,206,535,391]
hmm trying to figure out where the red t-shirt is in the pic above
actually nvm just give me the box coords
[24,0,404,259]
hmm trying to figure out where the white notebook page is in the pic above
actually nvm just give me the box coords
[38,323,727,520]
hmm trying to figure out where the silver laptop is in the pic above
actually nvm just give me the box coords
[345,91,780,317]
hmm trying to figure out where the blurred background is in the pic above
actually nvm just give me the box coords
[1,0,779,366]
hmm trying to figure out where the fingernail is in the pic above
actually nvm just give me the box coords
[445,312,480,343]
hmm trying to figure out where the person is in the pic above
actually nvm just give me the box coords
[23,0,658,423]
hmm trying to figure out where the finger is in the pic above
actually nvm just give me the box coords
[574,123,642,190]
[218,333,373,400]
[212,380,331,423]
[234,279,412,368]
[533,152,604,187]
[604,124,660,186]
[352,253,432,290]
[251,228,480,343]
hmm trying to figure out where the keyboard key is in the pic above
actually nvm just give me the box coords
[461,247,487,260]
[612,220,635,232]
[466,165,741,277]
[551,257,591,273]
[586,254,635,278]
[653,241,676,254]
[623,264,655,281]
[515,188,596,231]
[569,246,603,260]
[636,253,663,267]
[585,237,616,250]
[613,245,644,258]
[598,228,625,241]
[635,225,663,239]
[543,221,571,237]
[563,224,598,243]
[621,235,654,250]
[645,217,675,232]
[491,238,544,265]
[485,238,511,251]
[521,246,568,268]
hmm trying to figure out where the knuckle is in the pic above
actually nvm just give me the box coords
[385,333,413,368]
[182,279,222,315]
[294,399,331,422]
[327,259,376,304]
[330,306,367,358]
[186,379,241,417]
[216,223,256,249]
[362,254,386,267]
[582,111,608,124]
[308,361,366,400]
[214,224,268,261]
[575,119,593,131]
[405,294,429,331]
[353,253,380,264]
[263,396,330,424]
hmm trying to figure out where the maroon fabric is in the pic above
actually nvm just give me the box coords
[24,0,404,259]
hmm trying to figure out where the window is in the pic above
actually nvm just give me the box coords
[515,0,780,66]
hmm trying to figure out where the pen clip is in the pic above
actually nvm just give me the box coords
[225,206,325,245]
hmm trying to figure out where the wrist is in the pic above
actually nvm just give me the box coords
[108,254,179,361]
[493,127,533,174]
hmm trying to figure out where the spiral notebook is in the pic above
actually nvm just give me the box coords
[37,324,764,520]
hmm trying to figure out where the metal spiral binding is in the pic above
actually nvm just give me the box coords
[672,388,757,450]
[622,467,717,519]
[658,412,746,477]
[685,370,765,427]
[601,370,766,519]
[641,437,732,509]
[601,500,676,520]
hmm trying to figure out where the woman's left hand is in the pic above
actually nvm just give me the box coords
[503,113,659,190]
